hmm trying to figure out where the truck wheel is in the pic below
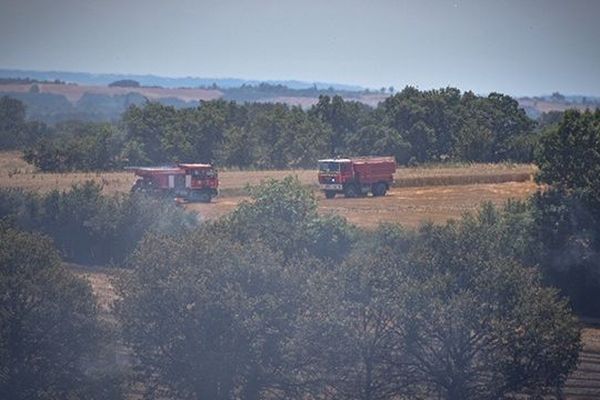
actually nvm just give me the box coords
[324,191,336,199]
[197,192,212,203]
[344,184,359,198]
[188,191,211,203]
[372,182,387,197]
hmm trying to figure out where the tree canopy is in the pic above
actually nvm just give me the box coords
[116,179,580,400]
[12,86,540,171]
[0,226,113,399]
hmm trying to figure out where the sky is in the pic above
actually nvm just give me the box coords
[0,0,599,96]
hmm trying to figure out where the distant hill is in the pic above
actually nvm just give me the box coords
[0,68,364,91]
[0,72,379,123]
[1,69,598,123]
[517,95,600,118]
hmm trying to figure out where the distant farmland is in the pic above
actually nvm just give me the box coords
[0,82,223,103]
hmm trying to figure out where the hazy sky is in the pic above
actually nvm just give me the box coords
[1,0,599,95]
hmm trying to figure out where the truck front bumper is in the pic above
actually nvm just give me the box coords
[320,184,343,191]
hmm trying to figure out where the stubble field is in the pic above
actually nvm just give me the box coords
[0,151,537,227]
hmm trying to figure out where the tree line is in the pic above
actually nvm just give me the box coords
[0,86,541,171]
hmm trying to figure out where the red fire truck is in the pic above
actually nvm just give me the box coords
[318,156,396,199]
[129,163,218,202]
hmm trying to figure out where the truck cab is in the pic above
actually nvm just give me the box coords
[129,163,219,202]
[318,159,352,198]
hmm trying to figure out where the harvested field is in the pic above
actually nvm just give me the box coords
[187,181,538,227]
[0,151,538,227]
[0,151,535,193]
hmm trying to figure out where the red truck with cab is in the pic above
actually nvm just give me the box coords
[318,156,396,199]
[129,163,218,202]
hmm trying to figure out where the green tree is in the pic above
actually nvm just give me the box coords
[116,232,311,400]
[536,110,600,200]
[303,228,412,400]
[0,182,197,265]
[0,96,27,149]
[122,102,178,163]
[393,210,581,400]
[485,93,535,161]
[532,110,600,315]
[219,126,256,168]
[0,227,113,399]
[310,95,369,156]
[224,176,319,259]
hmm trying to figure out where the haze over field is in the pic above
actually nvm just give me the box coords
[1,0,599,96]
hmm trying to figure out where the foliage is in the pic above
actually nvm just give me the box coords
[223,176,355,261]
[23,121,124,171]
[0,96,47,149]
[396,211,580,399]
[116,232,314,400]
[532,110,600,315]
[301,208,580,400]
[0,182,197,264]
[116,179,580,400]
[0,96,26,149]
[108,79,140,88]
[0,226,119,399]
[529,189,600,316]
[536,109,600,206]
[20,86,538,171]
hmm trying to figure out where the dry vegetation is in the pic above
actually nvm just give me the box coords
[0,151,538,227]
[0,151,535,192]
[187,181,538,227]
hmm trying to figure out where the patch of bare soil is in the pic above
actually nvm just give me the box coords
[187,181,538,228]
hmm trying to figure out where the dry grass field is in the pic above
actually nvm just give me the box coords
[187,181,538,227]
[0,151,538,227]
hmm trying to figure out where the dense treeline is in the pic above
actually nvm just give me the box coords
[5,86,538,171]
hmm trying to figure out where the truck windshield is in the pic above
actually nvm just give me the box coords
[319,162,340,172]
[191,169,216,178]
